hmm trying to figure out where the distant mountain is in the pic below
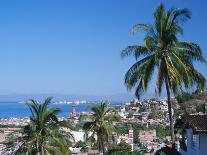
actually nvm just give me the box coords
[0,93,136,103]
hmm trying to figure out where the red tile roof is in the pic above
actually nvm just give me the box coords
[181,115,207,133]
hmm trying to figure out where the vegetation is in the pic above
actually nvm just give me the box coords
[155,146,181,155]
[131,123,144,144]
[73,140,88,153]
[175,91,192,103]
[116,124,128,135]
[148,106,164,119]
[80,101,120,155]
[155,125,170,139]
[14,97,72,155]
[2,3,206,155]
[0,125,21,128]
[175,90,203,103]
[108,142,143,155]
[115,123,145,144]
[138,106,147,113]
[121,3,206,144]
[174,92,207,117]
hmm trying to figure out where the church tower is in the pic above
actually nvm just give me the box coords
[128,127,134,151]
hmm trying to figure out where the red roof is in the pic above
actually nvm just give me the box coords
[180,115,207,133]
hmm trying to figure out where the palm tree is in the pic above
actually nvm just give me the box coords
[80,101,120,155]
[15,97,72,155]
[121,4,206,144]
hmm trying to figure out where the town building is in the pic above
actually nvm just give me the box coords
[139,130,156,144]
[116,128,134,151]
[68,106,79,124]
[176,115,207,155]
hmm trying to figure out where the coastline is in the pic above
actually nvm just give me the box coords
[0,102,91,119]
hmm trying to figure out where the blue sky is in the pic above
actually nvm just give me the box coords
[0,0,206,96]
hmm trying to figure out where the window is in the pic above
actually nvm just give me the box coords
[128,139,133,144]
[129,133,133,138]
[191,134,199,150]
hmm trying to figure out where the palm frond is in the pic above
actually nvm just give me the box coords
[121,45,151,60]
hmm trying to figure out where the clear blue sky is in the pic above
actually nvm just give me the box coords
[0,0,206,96]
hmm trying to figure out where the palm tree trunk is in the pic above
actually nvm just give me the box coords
[40,145,44,155]
[36,141,40,155]
[165,78,175,145]
[101,136,105,155]
[40,143,45,155]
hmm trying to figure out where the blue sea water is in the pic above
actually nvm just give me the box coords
[0,102,90,118]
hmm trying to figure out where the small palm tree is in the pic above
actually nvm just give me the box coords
[80,101,120,155]
[15,97,72,155]
[122,4,206,144]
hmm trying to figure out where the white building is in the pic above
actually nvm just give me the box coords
[139,129,156,144]
[116,128,134,151]
[158,100,168,112]
[176,115,207,155]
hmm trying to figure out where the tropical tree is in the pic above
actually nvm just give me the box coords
[121,4,206,144]
[80,101,120,155]
[108,142,138,155]
[73,140,89,153]
[15,97,72,155]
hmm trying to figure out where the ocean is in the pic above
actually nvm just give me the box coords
[0,102,91,118]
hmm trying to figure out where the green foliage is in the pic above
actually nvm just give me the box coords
[81,101,120,154]
[148,105,164,119]
[155,125,170,139]
[108,142,142,155]
[122,3,206,143]
[74,140,86,148]
[176,90,204,103]
[115,123,144,144]
[47,137,71,155]
[14,97,72,155]
[116,124,128,135]
[148,108,157,119]
[131,123,145,144]
[122,4,206,98]
[175,92,191,103]
[73,140,88,153]
[127,112,134,118]
[138,106,147,113]
[80,145,89,153]
[4,132,18,148]
[155,146,181,155]
[0,124,20,128]
[159,152,166,155]
[174,102,193,118]
[174,101,205,118]
[196,104,205,113]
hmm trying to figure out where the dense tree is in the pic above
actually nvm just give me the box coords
[115,123,144,144]
[80,101,120,155]
[155,146,181,155]
[155,125,170,139]
[122,3,206,144]
[108,142,143,155]
[15,97,72,155]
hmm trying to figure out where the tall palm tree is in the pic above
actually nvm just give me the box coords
[80,101,120,155]
[121,4,206,144]
[15,97,72,155]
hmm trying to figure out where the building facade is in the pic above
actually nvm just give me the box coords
[176,115,207,155]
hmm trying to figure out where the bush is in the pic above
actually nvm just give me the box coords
[108,142,142,155]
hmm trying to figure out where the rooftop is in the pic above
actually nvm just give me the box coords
[176,114,207,133]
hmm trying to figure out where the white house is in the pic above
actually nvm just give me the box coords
[116,128,134,151]
[176,115,207,155]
